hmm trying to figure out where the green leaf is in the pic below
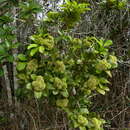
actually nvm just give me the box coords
[105,70,112,77]
[91,37,102,46]
[96,88,105,95]
[30,74,37,80]
[38,46,44,53]
[7,55,14,62]
[80,108,89,114]
[26,83,32,90]
[65,0,69,4]
[0,0,7,3]
[79,127,86,130]
[52,90,59,95]
[34,91,42,99]
[5,40,10,49]
[99,84,110,91]
[60,90,69,97]
[102,86,110,91]
[0,68,4,76]
[0,46,6,55]
[16,62,27,71]
[99,78,110,84]
[0,55,5,60]
[17,54,27,61]
[27,44,38,50]
[56,99,69,107]
[104,40,113,47]
[73,121,79,128]
[30,48,38,56]
[12,42,21,48]
[29,35,35,41]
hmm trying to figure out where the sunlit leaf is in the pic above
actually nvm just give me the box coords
[30,48,38,56]
[38,46,44,53]
[96,88,105,95]
[104,40,113,47]
[17,54,27,61]
[27,44,38,50]
[16,62,27,71]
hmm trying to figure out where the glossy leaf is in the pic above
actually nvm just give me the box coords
[38,46,44,53]
[17,54,27,61]
[27,44,38,50]
[30,48,38,56]
[16,62,27,71]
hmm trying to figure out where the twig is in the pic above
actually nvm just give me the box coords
[110,107,129,120]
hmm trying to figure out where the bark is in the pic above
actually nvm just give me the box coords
[3,65,12,106]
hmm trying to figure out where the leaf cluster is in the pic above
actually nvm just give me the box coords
[16,32,118,129]
[100,0,128,9]
[16,1,118,130]
[45,0,90,28]
[0,14,19,76]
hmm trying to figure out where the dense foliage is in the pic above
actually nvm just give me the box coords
[16,1,118,130]
[0,0,129,130]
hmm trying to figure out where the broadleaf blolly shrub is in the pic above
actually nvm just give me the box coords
[16,0,118,130]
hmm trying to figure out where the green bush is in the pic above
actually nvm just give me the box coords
[16,0,118,130]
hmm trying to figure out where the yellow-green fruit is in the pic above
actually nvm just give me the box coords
[96,59,111,71]
[26,59,38,72]
[32,76,46,92]
[44,39,54,49]
[46,35,54,49]
[54,77,67,89]
[54,77,63,89]
[82,38,92,47]
[62,82,67,89]
[55,61,65,73]
[91,118,102,129]
[56,99,69,107]
[17,73,27,80]
[84,89,91,95]
[77,115,88,126]
[37,35,54,50]
[39,39,54,50]
[48,35,54,41]
[72,38,82,45]
[84,75,99,90]
[68,59,75,65]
